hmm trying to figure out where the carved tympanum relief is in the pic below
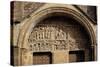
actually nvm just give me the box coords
[28,16,89,52]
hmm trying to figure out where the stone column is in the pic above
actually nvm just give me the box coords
[90,45,97,61]
[94,45,97,61]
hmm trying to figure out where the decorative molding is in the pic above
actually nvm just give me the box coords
[16,6,96,65]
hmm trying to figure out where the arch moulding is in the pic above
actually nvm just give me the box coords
[17,6,96,65]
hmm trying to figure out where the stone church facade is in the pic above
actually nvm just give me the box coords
[10,1,97,66]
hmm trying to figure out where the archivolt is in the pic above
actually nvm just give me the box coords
[17,7,96,49]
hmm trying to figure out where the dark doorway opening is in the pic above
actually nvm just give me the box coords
[69,50,85,62]
[33,52,52,65]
